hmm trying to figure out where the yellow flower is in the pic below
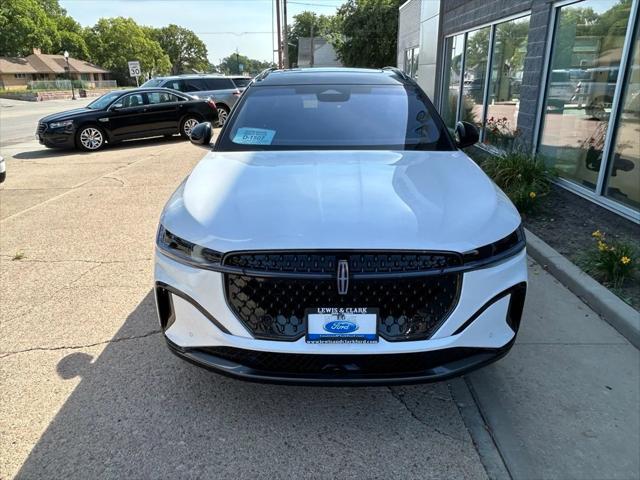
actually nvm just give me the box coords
[529,191,537,199]
[598,241,607,252]
[621,256,631,265]
[592,230,602,238]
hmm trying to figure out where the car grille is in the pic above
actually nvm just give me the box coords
[37,122,47,135]
[224,251,462,342]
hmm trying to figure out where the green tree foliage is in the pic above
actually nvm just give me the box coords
[0,0,58,56]
[84,17,171,85]
[286,11,337,67]
[217,53,274,76]
[0,0,89,57]
[148,24,209,75]
[333,0,403,68]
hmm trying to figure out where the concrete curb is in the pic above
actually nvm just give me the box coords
[449,378,511,480]
[525,228,640,349]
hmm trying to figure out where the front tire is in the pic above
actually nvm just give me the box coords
[216,106,229,127]
[76,125,105,151]
[180,116,201,139]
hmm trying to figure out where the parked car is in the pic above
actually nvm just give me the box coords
[154,67,527,385]
[0,156,5,183]
[35,88,218,151]
[141,75,251,126]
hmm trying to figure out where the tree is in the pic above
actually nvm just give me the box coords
[0,0,59,56]
[0,0,90,58]
[217,53,274,76]
[333,0,403,68]
[84,17,171,85]
[286,11,336,67]
[148,24,209,75]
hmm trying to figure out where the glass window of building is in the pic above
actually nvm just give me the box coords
[461,27,491,129]
[605,32,639,210]
[441,33,465,130]
[539,0,633,192]
[485,16,530,149]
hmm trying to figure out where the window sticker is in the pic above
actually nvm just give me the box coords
[233,127,276,145]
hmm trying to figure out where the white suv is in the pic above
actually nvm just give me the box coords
[154,68,527,385]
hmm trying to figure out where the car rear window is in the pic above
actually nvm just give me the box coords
[205,78,235,90]
[231,78,251,88]
[182,79,209,92]
[218,84,454,151]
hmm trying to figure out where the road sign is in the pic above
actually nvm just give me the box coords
[128,61,141,77]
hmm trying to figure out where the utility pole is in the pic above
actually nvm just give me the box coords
[275,0,283,68]
[282,0,289,68]
[310,23,314,68]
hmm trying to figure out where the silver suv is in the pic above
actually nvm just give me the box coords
[141,75,252,125]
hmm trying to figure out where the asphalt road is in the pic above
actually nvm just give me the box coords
[0,98,92,149]
[0,100,638,480]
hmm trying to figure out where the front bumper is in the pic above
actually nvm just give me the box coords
[37,123,76,148]
[166,337,516,386]
[155,248,528,385]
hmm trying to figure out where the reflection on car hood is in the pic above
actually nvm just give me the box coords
[161,150,521,253]
[40,108,94,123]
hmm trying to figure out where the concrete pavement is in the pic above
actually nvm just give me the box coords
[0,101,638,479]
[0,97,92,148]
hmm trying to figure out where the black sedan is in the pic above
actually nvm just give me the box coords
[36,88,219,151]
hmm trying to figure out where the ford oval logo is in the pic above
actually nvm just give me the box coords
[324,320,358,334]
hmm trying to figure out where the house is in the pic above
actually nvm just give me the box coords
[297,38,342,68]
[0,48,110,90]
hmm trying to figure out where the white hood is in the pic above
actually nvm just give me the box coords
[161,150,521,253]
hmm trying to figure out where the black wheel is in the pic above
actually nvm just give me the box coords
[76,125,105,151]
[180,116,201,139]
[216,106,229,127]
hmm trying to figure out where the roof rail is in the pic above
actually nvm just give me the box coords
[254,67,277,83]
[382,66,412,82]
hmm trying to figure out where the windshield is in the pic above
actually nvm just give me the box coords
[217,84,454,151]
[141,79,164,88]
[86,91,125,110]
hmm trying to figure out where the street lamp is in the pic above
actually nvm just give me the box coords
[63,50,76,100]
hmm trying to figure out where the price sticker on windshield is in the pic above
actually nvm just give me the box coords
[233,127,276,145]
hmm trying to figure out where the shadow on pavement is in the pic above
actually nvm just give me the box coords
[15,291,478,479]
[13,136,186,160]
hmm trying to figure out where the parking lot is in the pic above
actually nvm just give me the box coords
[1,99,639,479]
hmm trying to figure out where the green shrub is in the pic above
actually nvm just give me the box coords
[481,151,555,213]
[583,231,637,289]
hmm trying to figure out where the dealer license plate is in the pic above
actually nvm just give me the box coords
[306,308,378,344]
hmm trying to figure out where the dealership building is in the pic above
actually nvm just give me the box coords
[398,0,639,221]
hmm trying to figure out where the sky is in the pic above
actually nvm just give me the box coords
[60,0,344,63]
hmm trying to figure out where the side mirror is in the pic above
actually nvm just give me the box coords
[455,121,480,148]
[189,122,213,146]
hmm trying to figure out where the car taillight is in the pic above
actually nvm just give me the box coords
[207,98,217,109]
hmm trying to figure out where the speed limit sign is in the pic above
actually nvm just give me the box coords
[128,61,141,78]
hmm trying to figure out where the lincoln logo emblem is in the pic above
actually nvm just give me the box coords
[337,260,349,295]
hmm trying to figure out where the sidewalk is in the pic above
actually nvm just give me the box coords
[466,259,640,479]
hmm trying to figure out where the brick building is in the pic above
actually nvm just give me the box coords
[0,48,110,90]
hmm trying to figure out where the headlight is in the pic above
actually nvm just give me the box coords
[156,225,222,267]
[49,119,74,129]
[462,225,525,266]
